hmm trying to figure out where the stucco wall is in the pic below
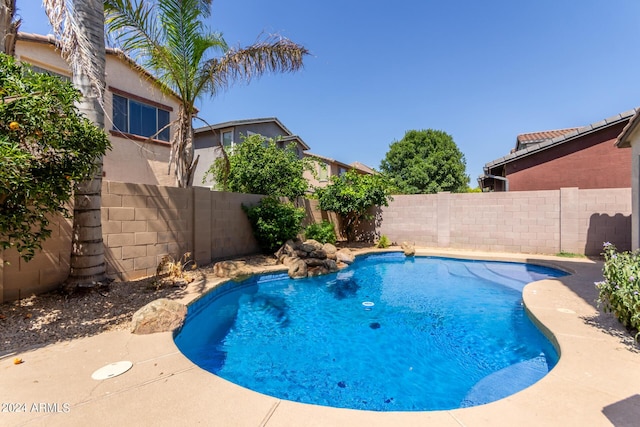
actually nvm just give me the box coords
[505,123,631,191]
[15,36,180,188]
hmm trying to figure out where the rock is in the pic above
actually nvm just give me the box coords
[309,249,327,259]
[304,257,326,267]
[279,255,299,266]
[308,266,330,277]
[131,299,187,335]
[401,241,415,257]
[323,243,337,260]
[336,248,355,264]
[275,239,302,258]
[288,259,308,279]
[324,259,339,272]
[301,239,323,253]
[213,260,251,278]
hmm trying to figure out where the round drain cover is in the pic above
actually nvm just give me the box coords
[91,361,133,380]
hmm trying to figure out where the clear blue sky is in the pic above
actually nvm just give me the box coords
[14,0,640,186]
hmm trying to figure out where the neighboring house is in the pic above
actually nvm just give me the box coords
[193,117,375,189]
[303,152,375,188]
[193,117,311,187]
[14,33,181,187]
[615,110,640,250]
[479,110,636,192]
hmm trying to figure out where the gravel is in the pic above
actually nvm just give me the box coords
[0,270,206,357]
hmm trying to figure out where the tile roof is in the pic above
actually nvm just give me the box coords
[615,108,640,148]
[516,128,580,148]
[483,109,638,172]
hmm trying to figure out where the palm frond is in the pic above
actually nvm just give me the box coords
[204,34,309,93]
[43,0,104,101]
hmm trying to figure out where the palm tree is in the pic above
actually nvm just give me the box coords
[0,0,20,55]
[104,0,309,187]
[44,0,108,287]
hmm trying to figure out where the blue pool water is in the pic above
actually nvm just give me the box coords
[174,253,567,411]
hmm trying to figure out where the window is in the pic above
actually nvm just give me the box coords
[112,93,170,142]
[221,130,234,149]
[338,166,348,176]
[27,64,71,82]
[317,162,329,181]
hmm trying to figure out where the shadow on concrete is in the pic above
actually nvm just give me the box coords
[602,394,640,426]
[526,256,640,353]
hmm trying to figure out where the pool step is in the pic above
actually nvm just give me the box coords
[460,355,549,407]
[463,263,526,292]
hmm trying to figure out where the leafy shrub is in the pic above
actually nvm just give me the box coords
[376,235,391,248]
[596,242,640,338]
[304,220,336,244]
[204,134,312,200]
[315,169,391,241]
[243,197,305,253]
[0,53,109,260]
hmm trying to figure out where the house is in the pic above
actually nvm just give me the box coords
[303,153,376,188]
[615,110,640,250]
[14,33,181,186]
[479,110,636,192]
[193,117,310,187]
[193,117,375,189]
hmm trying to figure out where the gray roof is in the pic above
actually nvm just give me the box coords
[484,109,638,172]
[194,117,310,150]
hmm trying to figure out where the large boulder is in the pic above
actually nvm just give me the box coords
[131,299,187,335]
[323,243,338,260]
[336,248,355,264]
[401,241,415,257]
[288,258,308,279]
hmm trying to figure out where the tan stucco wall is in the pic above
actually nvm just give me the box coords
[15,37,179,187]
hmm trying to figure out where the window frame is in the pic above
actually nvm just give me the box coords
[108,86,173,143]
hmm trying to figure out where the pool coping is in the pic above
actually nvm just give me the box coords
[2,247,640,426]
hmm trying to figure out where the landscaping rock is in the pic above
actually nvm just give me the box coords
[288,259,308,279]
[130,298,187,335]
[336,248,355,264]
[213,260,251,278]
[323,243,338,260]
[401,241,415,256]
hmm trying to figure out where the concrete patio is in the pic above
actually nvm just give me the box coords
[1,248,640,426]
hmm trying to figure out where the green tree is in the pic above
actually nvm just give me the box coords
[0,54,109,261]
[380,129,469,194]
[204,134,311,200]
[104,0,308,187]
[315,170,391,242]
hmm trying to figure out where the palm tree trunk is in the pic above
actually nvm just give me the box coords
[66,0,107,286]
[176,106,197,187]
[0,0,20,55]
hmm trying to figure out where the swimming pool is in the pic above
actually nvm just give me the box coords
[174,253,567,411]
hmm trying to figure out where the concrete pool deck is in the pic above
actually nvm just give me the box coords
[2,248,640,426]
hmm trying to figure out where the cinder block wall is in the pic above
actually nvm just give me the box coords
[377,188,631,255]
[0,212,72,302]
[102,182,264,281]
[0,185,632,302]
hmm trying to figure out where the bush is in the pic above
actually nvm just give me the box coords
[0,53,109,260]
[304,220,336,244]
[376,235,391,248]
[596,242,640,338]
[243,197,305,253]
[315,169,391,241]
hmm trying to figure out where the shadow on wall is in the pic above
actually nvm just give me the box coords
[585,213,631,255]
[352,206,383,243]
